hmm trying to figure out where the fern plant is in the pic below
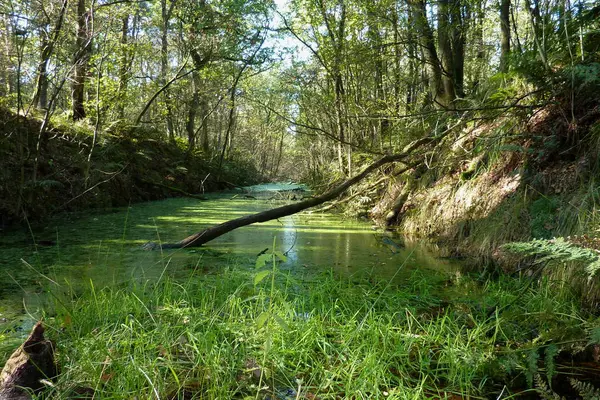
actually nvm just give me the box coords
[502,238,600,278]
[569,378,600,399]
[535,374,600,400]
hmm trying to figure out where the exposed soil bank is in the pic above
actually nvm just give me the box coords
[371,100,600,268]
[0,108,261,229]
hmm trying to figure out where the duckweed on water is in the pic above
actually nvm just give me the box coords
[37,261,599,399]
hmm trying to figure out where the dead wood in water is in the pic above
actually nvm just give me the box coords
[141,180,209,200]
[143,131,452,250]
[0,322,57,400]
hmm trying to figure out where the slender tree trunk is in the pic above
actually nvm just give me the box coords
[405,8,417,111]
[200,97,210,153]
[34,35,50,109]
[392,7,403,114]
[72,0,90,120]
[186,70,200,150]
[116,16,129,118]
[135,62,192,125]
[438,0,457,102]
[407,0,447,107]
[0,15,10,97]
[510,1,522,53]
[218,73,239,171]
[335,2,347,175]
[500,0,511,72]
[525,0,549,69]
[472,0,485,91]
[161,0,175,141]
[369,23,389,144]
[450,0,465,97]
[32,0,68,110]
[273,129,285,177]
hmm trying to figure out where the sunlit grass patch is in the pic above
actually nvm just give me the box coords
[38,265,599,399]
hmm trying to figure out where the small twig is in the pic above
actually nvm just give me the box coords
[61,165,127,208]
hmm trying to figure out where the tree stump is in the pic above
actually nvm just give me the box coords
[0,322,57,400]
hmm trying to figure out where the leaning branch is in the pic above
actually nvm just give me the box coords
[135,60,191,125]
[143,131,451,250]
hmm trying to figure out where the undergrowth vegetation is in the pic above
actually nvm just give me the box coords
[33,249,600,399]
[0,108,262,228]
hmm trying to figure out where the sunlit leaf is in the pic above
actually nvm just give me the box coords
[255,253,271,269]
[256,311,269,328]
[273,251,287,262]
[254,270,271,285]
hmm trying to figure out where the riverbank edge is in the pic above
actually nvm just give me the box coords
[6,263,600,399]
[369,101,600,277]
[0,107,262,230]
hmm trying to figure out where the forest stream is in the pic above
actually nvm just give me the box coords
[0,184,460,335]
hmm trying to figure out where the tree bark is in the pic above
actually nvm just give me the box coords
[450,0,466,97]
[0,15,11,97]
[186,69,200,149]
[32,0,68,110]
[438,0,457,102]
[117,15,129,118]
[143,133,447,250]
[72,0,90,120]
[404,8,417,112]
[499,0,511,72]
[407,0,447,107]
[0,322,57,400]
[161,0,176,141]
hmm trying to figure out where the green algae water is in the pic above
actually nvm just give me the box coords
[0,187,459,333]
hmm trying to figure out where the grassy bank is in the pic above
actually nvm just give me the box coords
[0,108,262,228]
[30,254,600,399]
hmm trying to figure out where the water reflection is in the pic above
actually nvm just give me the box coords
[0,194,461,325]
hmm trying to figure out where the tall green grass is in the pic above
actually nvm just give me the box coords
[34,259,599,399]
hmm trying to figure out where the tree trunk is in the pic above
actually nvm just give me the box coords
[450,0,466,97]
[72,0,90,120]
[404,8,417,112]
[0,15,10,97]
[34,36,50,109]
[471,0,485,91]
[200,97,210,153]
[407,0,447,107]
[186,70,200,149]
[438,0,457,102]
[384,165,425,225]
[143,133,447,249]
[161,0,175,141]
[499,0,511,72]
[0,322,57,400]
[117,15,129,118]
[392,7,404,114]
[525,0,549,69]
[335,2,347,175]
[32,0,68,110]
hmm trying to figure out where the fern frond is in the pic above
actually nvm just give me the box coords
[502,238,600,278]
[569,378,600,400]
[535,374,564,400]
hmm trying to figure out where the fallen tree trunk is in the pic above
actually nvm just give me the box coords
[143,134,445,250]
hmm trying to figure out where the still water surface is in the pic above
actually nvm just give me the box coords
[0,186,460,330]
